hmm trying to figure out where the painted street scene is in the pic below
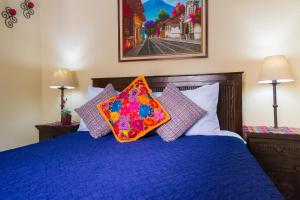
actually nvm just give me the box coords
[122,0,203,57]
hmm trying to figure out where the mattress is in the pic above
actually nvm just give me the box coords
[0,132,283,200]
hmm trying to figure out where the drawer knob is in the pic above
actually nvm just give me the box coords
[275,146,283,153]
[296,166,300,172]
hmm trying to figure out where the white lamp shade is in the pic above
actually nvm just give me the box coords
[258,55,294,84]
[49,68,76,89]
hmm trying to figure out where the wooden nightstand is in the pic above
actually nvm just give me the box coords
[244,126,300,200]
[35,122,79,142]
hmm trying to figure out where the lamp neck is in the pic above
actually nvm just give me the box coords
[271,82,279,129]
[59,87,67,125]
[59,87,66,111]
[271,80,279,85]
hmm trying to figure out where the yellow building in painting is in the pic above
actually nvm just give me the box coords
[133,14,143,45]
[123,0,145,53]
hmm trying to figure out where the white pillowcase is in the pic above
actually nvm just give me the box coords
[78,86,104,131]
[86,86,104,101]
[154,83,220,135]
[183,83,220,135]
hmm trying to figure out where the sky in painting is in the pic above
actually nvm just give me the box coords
[141,0,187,6]
[141,0,202,20]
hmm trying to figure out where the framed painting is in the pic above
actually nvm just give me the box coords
[118,0,208,62]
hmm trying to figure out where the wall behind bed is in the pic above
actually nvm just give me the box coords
[40,0,300,128]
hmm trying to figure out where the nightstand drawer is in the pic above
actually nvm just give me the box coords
[39,131,71,141]
[258,158,300,173]
[248,138,300,159]
[258,159,300,200]
[36,122,79,142]
[268,170,300,200]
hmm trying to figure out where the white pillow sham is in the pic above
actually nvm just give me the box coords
[183,83,220,135]
[78,86,104,131]
[154,83,220,135]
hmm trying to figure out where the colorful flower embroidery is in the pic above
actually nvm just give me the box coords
[110,112,119,123]
[144,117,155,127]
[140,87,148,95]
[130,119,144,131]
[139,95,149,104]
[98,76,171,143]
[129,88,138,102]
[139,105,151,118]
[119,116,129,130]
[150,100,159,109]
[111,100,122,112]
[153,109,165,123]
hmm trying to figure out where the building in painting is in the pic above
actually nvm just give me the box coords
[182,0,201,40]
[186,0,200,16]
[164,16,182,39]
[123,0,146,53]
[159,0,201,40]
[157,21,167,38]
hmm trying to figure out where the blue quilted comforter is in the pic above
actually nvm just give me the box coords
[0,132,282,200]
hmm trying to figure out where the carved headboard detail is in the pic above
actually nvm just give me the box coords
[92,72,243,136]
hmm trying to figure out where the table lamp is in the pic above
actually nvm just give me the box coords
[49,68,76,124]
[258,55,294,128]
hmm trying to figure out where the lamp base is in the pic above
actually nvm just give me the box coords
[61,111,72,126]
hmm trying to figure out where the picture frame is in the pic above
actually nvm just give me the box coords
[118,0,208,62]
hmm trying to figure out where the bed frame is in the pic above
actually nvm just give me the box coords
[92,72,243,136]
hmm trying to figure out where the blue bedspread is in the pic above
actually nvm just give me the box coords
[0,132,282,200]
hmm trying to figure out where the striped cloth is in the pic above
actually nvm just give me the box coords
[75,84,118,139]
[156,83,207,142]
[243,126,300,135]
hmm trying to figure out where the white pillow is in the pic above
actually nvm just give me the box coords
[154,83,220,135]
[183,83,220,135]
[78,86,104,131]
[86,86,104,101]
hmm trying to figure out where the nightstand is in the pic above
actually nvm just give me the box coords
[35,122,79,142]
[243,126,300,200]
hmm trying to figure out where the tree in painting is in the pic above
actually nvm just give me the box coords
[144,20,157,37]
[156,9,170,22]
[120,0,206,60]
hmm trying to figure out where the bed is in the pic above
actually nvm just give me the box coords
[0,72,283,200]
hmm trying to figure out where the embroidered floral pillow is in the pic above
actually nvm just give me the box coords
[98,76,170,143]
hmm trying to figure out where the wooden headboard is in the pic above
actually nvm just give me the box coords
[92,72,243,136]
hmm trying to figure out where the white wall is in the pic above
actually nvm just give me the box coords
[40,0,300,128]
[0,0,41,151]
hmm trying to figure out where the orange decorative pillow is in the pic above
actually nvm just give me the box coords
[98,76,170,143]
